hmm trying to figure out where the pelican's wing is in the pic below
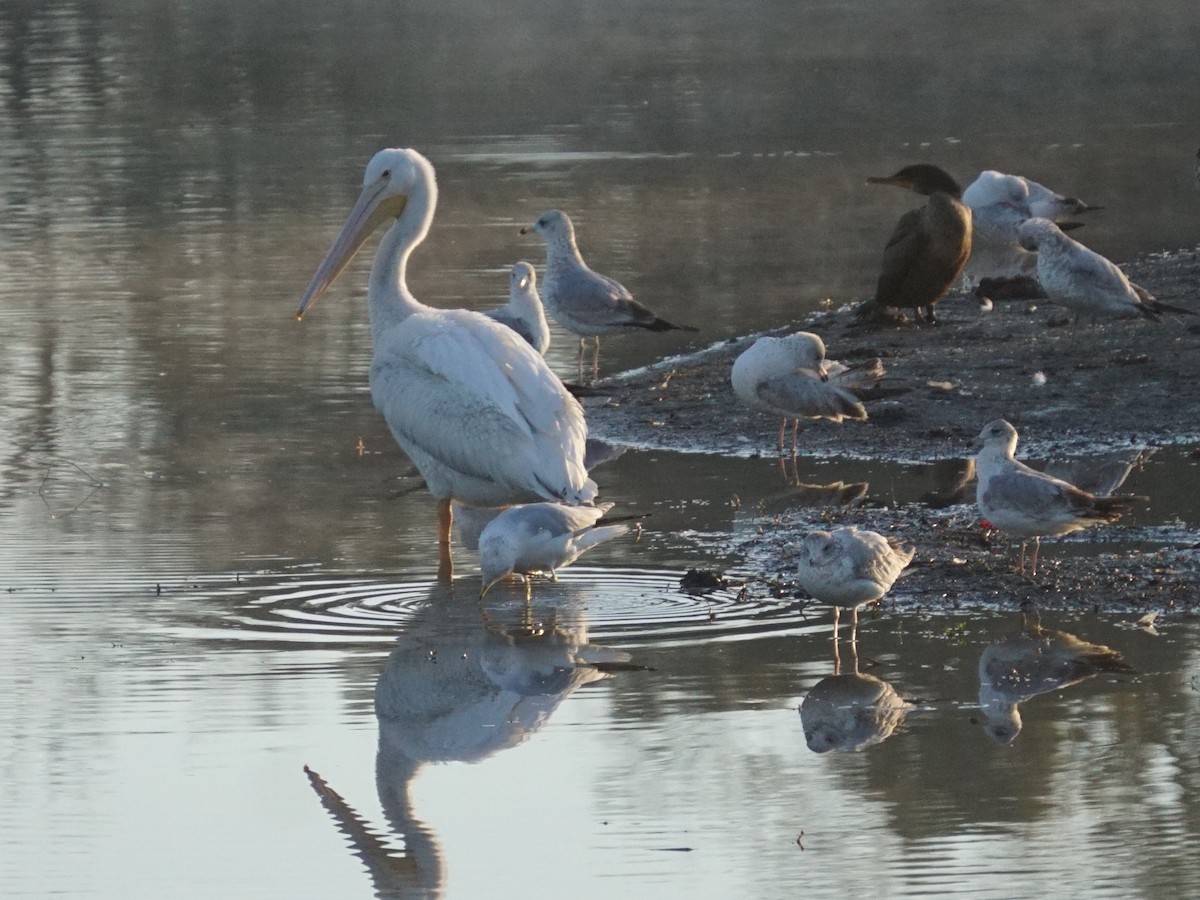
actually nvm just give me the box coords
[370,311,592,502]
[757,371,866,421]
[874,209,928,305]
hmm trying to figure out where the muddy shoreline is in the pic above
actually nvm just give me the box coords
[584,247,1200,615]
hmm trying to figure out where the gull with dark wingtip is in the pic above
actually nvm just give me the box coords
[975,419,1146,575]
[864,164,972,325]
[521,209,696,379]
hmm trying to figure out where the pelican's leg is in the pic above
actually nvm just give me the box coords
[437,498,454,583]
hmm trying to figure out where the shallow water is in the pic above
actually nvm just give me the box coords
[2,1,1200,897]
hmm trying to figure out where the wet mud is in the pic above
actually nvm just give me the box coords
[585,247,1200,615]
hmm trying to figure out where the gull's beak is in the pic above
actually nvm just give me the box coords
[296,174,408,320]
[479,573,504,598]
[518,222,535,235]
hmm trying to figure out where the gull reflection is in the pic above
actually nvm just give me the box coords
[305,585,643,898]
[978,616,1136,745]
[800,642,912,753]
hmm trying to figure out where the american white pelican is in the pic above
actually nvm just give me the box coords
[484,261,550,355]
[974,419,1144,575]
[520,209,696,379]
[1016,218,1191,322]
[977,619,1134,744]
[794,526,914,644]
[296,149,596,576]
[730,331,882,454]
[864,164,972,324]
[478,501,636,595]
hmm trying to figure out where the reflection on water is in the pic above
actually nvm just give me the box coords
[307,594,644,898]
[977,615,1137,745]
[3,0,1200,897]
[801,641,912,753]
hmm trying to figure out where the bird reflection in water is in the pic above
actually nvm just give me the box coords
[303,587,645,897]
[977,615,1136,745]
[800,639,912,753]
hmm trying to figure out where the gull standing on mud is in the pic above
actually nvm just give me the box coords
[478,502,637,595]
[864,163,972,324]
[1017,218,1191,322]
[962,169,1099,221]
[731,332,883,454]
[484,261,551,355]
[521,209,696,379]
[296,149,596,579]
[795,526,914,644]
[974,419,1145,575]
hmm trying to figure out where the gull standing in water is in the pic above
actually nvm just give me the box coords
[795,525,914,645]
[864,164,972,324]
[974,419,1145,575]
[478,502,637,595]
[731,331,883,454]
[1017,218,1191,322]
[521,209,696,379]
[484,261,550,356]
[296,149,596,579]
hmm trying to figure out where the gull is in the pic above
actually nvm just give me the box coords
[478,501,637,595]
[1017,218,1191,322]
[730,331,883,454]
[978,618,1135,744]
[484,261,550,355]
[520,209,696,379]
[962,169,1100,220]
[863,164,972,324]
[974,419,1145,574]
[296,148,596,579]
[795,525,914,644]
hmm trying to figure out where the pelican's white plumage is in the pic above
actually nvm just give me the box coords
[1016,218,1184,321]
[975,419,1141,574]
[963,169,1096,220]
[731,332,882,452]
[478,501,633,594]
[484,261,551,355]
[296,149,596,571]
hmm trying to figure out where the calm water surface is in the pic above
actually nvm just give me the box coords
[2,2,1200,897]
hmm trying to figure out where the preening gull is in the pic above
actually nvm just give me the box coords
[521,209,696,378]
[974,419,1145,575]
[478,501,637,595]
[1017,218,1191,322]
[864,164,972,324]
[296,148,596,579]
[484,261,550,355]
[794,525,914,643]
[963,169,1099,221]
[731,331,883,454]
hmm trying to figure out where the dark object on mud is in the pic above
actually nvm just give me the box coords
[680,568,729,593]
[863,164,973,325]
